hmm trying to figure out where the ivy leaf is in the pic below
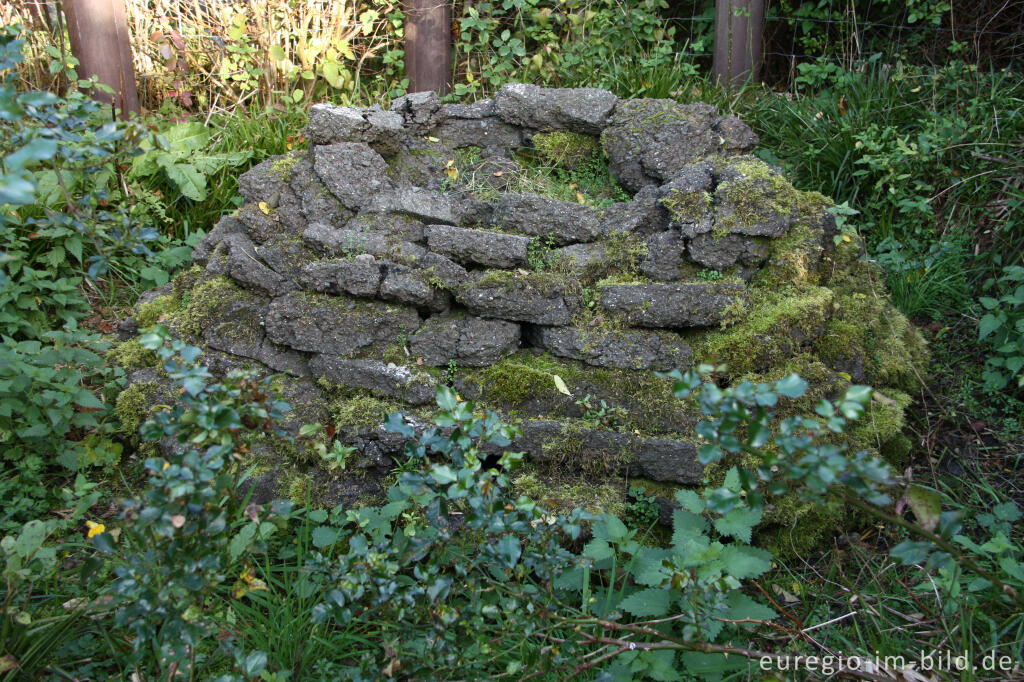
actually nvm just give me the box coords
[618,587,671,618]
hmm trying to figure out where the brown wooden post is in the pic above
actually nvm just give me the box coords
[64,0,140,118]
[404,0,452,94]
[712,0,765,88]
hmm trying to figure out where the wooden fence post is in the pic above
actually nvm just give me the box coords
[404,0,452,94]
[64,0,140,118]
[712,0,765,88]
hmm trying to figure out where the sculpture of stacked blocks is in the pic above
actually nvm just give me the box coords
[116,84,927,542]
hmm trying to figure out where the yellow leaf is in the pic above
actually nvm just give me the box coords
[445,166,458,181]
[838,371,852,381]
[842,234,852,242]
[576,191,585,204]
[162,459,170,470]
[552,374,571,396]
[258,201,270,214]
[425,136,440,142]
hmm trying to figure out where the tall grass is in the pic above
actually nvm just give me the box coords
[2,0,404,112]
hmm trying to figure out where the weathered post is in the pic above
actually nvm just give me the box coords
[404,0,452,94]
[64,0,140,118]
[712,0,765,87]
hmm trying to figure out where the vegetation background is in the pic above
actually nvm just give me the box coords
[1,0,1023,679]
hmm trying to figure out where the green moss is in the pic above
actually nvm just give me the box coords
[751,213,823,289]
[660,189,712,222]
[513,470,626,516]
[532,131,599,170]
[329,392,404,431]
[817,244,930,392]
[136,294,179,327]
[114,381,171,438]
[715,159,802,234]
[694,287,835,377]
[107,339,158,371]
[270,152,302,180]
[846,389,913,464]
[165,276,263,341]
[477,360,563,404]
[283,469,316,506]
[470,268,580,296]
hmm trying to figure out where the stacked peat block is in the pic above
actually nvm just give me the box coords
[119,84,895,513]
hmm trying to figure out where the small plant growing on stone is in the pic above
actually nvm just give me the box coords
[576,394,625,430]
[299,423,357,470]
[341,234,368,260]
[443,358,458,386]
[527,232,559,271]
[625,484,660,529]
[698,268,723,281]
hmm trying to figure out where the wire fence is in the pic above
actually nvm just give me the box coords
[661,0,1024,89]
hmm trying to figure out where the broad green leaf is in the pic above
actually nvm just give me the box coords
[979,313,1002,340]
[774,373,808,398]
[311,525,339,549]
[674,488,704,513]
[905,485,942,532]
[594,514,629,542]
[162,122,210,152]
[671,509,708,547]
[720,544,772,579]
[724,591,775,627]
[714,506,762,543]
[229,522,257,561]
[583,538,614,561]
[164,162,207,201]
[618,588,671,617]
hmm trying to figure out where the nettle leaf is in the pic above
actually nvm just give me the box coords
[311,525,339,549]
[720,545,772,579]
[618,587,672,617]
[993,501,1022,523]
[674,488,705,513]
[671,509,708,547]
[724,591,775,628]
[583,538,614,562]
[228,522,257,561]
[713,506,762,543]
[593,514,629,543]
